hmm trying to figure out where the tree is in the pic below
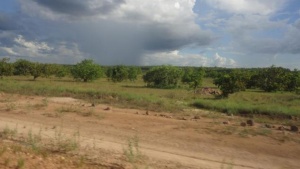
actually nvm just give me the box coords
[110,65,129,82]
[257,66,290,92]
[71,59,102,82]
[30,62,44,80]
[284,69,300,91]
[128,66,141,82]
[54,64,69,78]
[213,70,249,98]
[14,59,33,76]
[143,65,183,88]
[0,58,14,78]
[182,67,204,93]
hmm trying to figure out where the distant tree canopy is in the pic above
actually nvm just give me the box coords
[256,66,298,92]
[1,58,299,94]
[0,58,14,78]
[71,59,103,82]
[14,59,33,76]
[213,70,247,98]
[105,66,141,82]
[143,65,183,89]
[213,66,300,97]
[182,67,205,93]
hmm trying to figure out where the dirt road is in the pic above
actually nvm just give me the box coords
[0,94,299,169]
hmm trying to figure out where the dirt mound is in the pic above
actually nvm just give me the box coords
[197,87,221,95]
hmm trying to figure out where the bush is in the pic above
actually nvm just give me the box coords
[143,65,183,88]
[71,59,103,82]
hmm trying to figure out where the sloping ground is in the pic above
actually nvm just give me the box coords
[0,93,299,169]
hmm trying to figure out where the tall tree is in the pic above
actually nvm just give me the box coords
[71,59,103,82]
[182,67,204,93]
[143,65,183,88]
[0,58,14,78]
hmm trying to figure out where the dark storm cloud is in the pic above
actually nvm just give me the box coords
[0,13,17,30]
[33,0,125,16]
[1,0,213,65]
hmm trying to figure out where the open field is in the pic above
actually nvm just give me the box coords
[0,76,299,120]
[0,77,299,168]
[0,93,299,169]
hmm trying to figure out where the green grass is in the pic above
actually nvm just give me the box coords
[193,91,300,118]
[0,76,299,119]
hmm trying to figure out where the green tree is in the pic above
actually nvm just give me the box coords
[30,62,44,80]
[110,65,129,82]
[257,66,290,92]
[71,59,103,82]
[0,58,14,78]
[213,70,249,98]
[14,59,33,76]
[182,67,204,93]
[143,65,183,88]
[285,69,300,91]
[54,64,69,78]
[128,66,141,82]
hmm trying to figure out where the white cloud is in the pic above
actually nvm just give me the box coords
[212,53,236,67]
[0,35,84,63]
[142,50,237,67]
[204,0,286,15]
[14,35,53,53]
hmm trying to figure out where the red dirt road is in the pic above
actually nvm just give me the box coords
[0,94,299,169]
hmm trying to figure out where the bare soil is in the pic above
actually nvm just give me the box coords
[0,93,299,169]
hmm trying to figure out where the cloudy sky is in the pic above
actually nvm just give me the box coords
[0,0,299,68]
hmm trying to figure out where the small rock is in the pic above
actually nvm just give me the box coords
[265,124,272,128]
[240,122,247,127]
[194,115,201,119]
[166,116,173,119]
[178,117,188,120]
[135,112,139,114]
[278,125,286,131]
[223,121,230,125]
[91,103,95,107]
[291,125,299,132]
[145,111,149,115]
[104,107,111,111]
[246,119,255,126]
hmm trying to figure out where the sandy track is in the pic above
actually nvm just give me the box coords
[0,94,299,169]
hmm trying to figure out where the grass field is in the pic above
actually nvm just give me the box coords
[0,76,299,119]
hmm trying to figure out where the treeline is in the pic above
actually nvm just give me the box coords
[213,66,300,97]
[0,58,143,82]
[1,58,299,98]
[0,58,70,79]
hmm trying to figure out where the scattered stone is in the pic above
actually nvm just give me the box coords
[145,111,149,115]
[278,125,287,131]
[166,116,173,119]
[194,115,201,119]
[104,107,111,111]
[240,122,247,127]
[291,125,299,132]
[91,103,95,107]
[135,112,139,114]
[246,119,255,126]
[177,117,188,120]
[223,121,230,125]
[265,124,272,128]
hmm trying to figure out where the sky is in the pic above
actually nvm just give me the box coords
[0,0,299,68]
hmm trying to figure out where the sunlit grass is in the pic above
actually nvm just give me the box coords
[0,76,299,118]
